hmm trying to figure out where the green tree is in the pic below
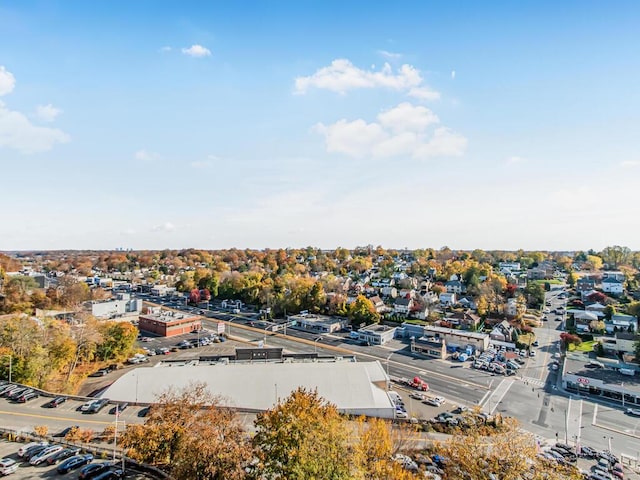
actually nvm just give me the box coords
[253,388,352,480]
[604,305,616,321]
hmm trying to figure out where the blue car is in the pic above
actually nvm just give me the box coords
[56,454,93,474]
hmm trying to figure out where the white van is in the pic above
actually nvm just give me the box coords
[0,458,18,475]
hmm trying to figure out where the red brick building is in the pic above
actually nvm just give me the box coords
[138,311,202,337]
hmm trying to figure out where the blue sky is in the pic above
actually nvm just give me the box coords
[1,1,639,251]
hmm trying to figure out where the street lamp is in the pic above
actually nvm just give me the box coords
[603,435,613,454]
[314,337,322,353]
[386,352,393,390]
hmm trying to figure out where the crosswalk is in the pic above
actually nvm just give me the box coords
[520,376,546,388]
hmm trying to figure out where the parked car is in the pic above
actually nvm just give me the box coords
[86,398,109,414]
[47,447,81,465]
[17,441,48,457]
[137,406,151,417]
[30,445,64,465]
[24,444,50,461]
[626,408,640,417]
[79,400,96,412]
[111,402,128,415]
[93,468,124,480]
[45,396,67,408]
[17,391,39,403]
[79,462,113,479]
[0,458,18,475]
[56,454,94,474]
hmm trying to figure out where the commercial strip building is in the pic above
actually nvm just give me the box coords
[101,355,396,418]
[138,310,202,337]
[562,355,640,406]
[288,313,348,334]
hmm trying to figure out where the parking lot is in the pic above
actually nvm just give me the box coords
[0,439,145,479]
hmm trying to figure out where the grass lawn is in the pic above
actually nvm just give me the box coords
[568,340,596,352]
[518,332,536,346]
[531,279,563,285]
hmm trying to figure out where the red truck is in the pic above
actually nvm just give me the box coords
[409,376,429,391]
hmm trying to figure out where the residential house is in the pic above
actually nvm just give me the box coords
[607,313,637,333]
[489,320,517,343]
[394,297,414,315]
[439,292,456,306]
[412,304,430,320]
[527,268,548,280]
[505,298,518,317]
[445,279,464,294]
[380,286,398,298]
[576,277,596,293]
[499,262,521,272]
[572,310,599,332]
[447,310,481,330]
[398,289,416,299]
[602,271,626,282]
[601,277,624,295]
[457,296,477,310]
[369,296,386,314]
[420,290,439,304]
[585,302,606,312]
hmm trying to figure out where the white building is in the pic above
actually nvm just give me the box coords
[89,293,143,319]
[356,324,397,346]
[601,277,624,295]
[101,359,396,419]
[288,314,347,334]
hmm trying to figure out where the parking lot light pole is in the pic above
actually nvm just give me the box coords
[604,435,613,453]
[314,337,322,353]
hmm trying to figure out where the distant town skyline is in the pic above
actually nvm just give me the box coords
[1,1,639,251]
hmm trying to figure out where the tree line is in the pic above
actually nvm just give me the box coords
[121,383,582,480]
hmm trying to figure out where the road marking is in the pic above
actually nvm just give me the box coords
[0,410,113,426]
[481,379,514,414]
[479,390,491,406]
[593,403,598,425]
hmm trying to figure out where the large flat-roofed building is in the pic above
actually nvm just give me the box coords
[138,310,201,337]
[563,355,640,407]
[288,313,347,334]
[88,293,143,319]
[101,358,395,418]
[423,326,489,353]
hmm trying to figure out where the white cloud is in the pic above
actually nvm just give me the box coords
[314,119,387,158]
[294,59,426,95]
[152,222,175,232]
[134,149,159,161]
[377,50,402,60]
[35,104,62,122]
[377,102,439,133]
[0,100,70,153]
[181,44,211,57]
[314,102,466,160]
[0,66,15,96]
[620,160,640,168]
[407,86,441,101]
[451,70,456,80]
[506,156,527,165]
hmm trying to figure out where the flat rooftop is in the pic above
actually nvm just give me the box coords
[360,324,395,333]
[425,325,489,340]
[101,360,395,418]
[565,356,640,394]
[140,311,197,323]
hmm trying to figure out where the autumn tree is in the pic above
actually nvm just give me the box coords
[253,387,352,480]
[348,295,380,325]
[122,382,253,480]
[435,419,581,480]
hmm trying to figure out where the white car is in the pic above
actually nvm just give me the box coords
[409,392,426,401]
[0,458,18,475]
[79,400,96,412]
[395,410,409,419]
[30,445,63,465]
[17,441,48,457]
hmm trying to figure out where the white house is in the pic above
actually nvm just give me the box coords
[439,292,457,306]
[393,297,414,315]
[602,277,624,295]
